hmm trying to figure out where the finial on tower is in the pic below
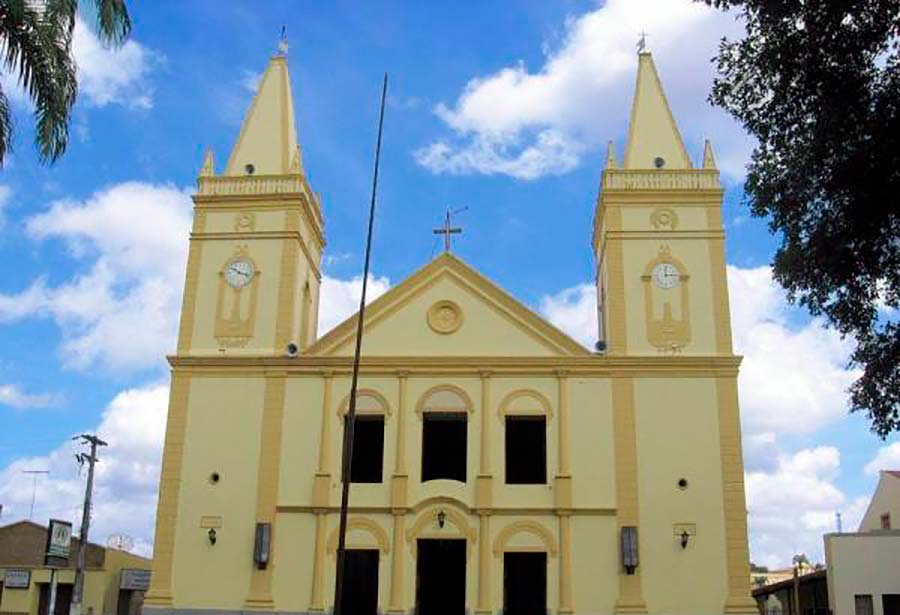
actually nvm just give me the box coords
[605,140,618,169]
[277,25,289,56]
[200,148,215,177]
[637,31,649,54]
[702,139,717,169]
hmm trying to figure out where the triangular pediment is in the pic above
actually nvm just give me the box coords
[307,254,589,357]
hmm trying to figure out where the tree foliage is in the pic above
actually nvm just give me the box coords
[0,0,130,165]
[704,0,900,437]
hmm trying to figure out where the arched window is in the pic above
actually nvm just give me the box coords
[499,390,551,484]
[417,386,471,482]
[338,389,390,483]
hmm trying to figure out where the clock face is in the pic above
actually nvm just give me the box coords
[652,262,680,289]
[225,258,254,289]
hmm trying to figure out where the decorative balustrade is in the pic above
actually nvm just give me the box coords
[602,169,720,190]
[197,174,323,227]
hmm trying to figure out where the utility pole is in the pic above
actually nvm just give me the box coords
[332,72,388,615]
[23,469,49,519]
[70,434,106,615]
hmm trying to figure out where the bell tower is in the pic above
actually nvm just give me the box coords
[176,46,324,357]
[594,50,732,357]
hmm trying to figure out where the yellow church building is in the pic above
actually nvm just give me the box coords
[144,45,757,615]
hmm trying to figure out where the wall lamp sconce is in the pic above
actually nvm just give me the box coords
[680,530,690,549]
[208,528,217,545]
[437,510,446,529]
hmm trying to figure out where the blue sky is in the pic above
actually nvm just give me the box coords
[0,0,896,566]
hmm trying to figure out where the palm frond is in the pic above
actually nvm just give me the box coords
[0,85,11,166]
[92,0,130,46]
[0,0,77,163]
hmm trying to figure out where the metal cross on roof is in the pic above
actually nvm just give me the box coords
[277,25,289,56]
[433,207,467,252]
[637,31,649,53]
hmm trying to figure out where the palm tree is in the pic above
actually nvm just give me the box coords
[0,0,130,166]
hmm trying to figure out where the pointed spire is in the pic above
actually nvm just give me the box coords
[605,140,618,169]
[623,52,692,170]
[199,148,215,177]
[702,139,717,169]
[224,51,300,177]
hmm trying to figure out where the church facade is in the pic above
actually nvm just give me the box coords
[144,47,757,615]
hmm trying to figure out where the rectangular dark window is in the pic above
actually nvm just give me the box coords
[883,594,900,615]
[349,416,384,483]
[422,412,467,482]
[881,513,892,529]
[503,552,547,615]
[855,595,874,615]
[505,416,547,484]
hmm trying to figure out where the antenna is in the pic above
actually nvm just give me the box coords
[836,511,843,533]
[22,469,49,519]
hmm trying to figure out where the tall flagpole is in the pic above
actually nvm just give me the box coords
[332,72,388,615]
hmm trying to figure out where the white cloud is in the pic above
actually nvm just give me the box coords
[0,384,62,410]
[727,266,859,436]
[0,182,192,372]
[239,70,263,94]
[865,442,900,475]
[417,0,751,180]
[1,19,156,112]
[746,447,868,566]
[0,185,11,229]
[0,383,168,556]
[72,19,157,110]
[318,274,392,336]
[539,283,596,347]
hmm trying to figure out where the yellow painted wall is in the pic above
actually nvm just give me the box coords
[859,473,900,531]
[0,557,149,615]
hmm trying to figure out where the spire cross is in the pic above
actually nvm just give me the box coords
[433,208,466,252]
[277,25,289,56]
[637,31,649,53]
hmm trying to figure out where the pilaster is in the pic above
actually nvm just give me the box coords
[612,377,647,614]
[476,513,492,614]
[245,373,287,609]
[312,373,333,508]
[308,512,327,611]
[476,371,493,511]
[144,372,191,607]
[717,376,758,614]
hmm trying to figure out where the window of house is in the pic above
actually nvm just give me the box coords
[505,416,547,484]
[882,594,900,615]
[855,594,874,615]
[881,513,891,530]
[422,413,467,482]
[349,415,385,483]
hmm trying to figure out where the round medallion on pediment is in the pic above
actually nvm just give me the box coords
[427,300,463,335]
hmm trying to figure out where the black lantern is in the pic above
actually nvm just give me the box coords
[437,510,446,529]
[680,530,690,549]
[208,528,217,545]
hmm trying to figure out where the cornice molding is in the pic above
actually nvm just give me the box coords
[167,354,742,376]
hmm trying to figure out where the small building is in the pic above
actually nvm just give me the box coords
[859,470,900,532]
[751,569,829,615]
[0,521,151,615]
[824,470,900,615]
